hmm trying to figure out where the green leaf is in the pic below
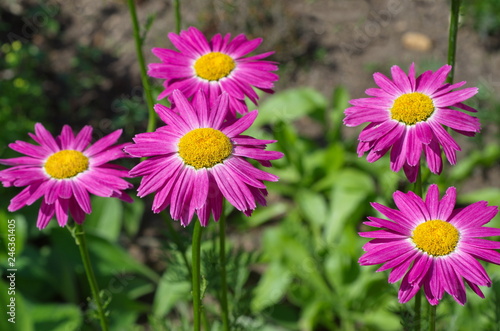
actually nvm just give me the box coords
[325,169,374,243]
[153,270,191,317]
[297,189,327,227]
[253,87,327,128]
[86,233,159,283]
[123,196,145,237]
[31,303,82,331]
[0,212,28,256]
[251,262,292,312]
[241,202,289,228]
[328,85,350,142]
[85,196,123,242]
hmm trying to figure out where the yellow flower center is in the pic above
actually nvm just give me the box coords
[44,150,89,179]
[390,92,435,125]
[411,219,460,256]
[193,52,236,81]
[178,128,233,169]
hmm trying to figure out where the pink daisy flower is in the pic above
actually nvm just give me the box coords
[344,64,480,182]
[148,26,279,116]
[359,184,500,305]
[125,89,283,227]
[0,124,133,229]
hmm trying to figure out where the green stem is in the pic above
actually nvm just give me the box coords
[192,220,203,331]
[219,208,230,331]
[70,224,109,331]
[173,0,182,33]
[413,165,422,331]
[446,0,461,84]
[126,0,157,133]
[414,290,422,331]
[429,303,436,331]
[413,166,423,197]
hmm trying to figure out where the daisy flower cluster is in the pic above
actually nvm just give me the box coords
[346,64,500,306]
[0,27,282,230]
[125,26,283,227]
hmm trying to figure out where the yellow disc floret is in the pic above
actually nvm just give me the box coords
[178,128,233,169]
[411,219,460,256]
[194,52,236,81]
[44,150,89,179]
[390,92,435,125]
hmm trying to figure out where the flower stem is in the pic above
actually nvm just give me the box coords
[70,224,109,331]
[446,0,461,84]
[413,166,423,197]
[126,0,157,133]
[173,0,182,33]
[428,303,436,331]
[414,290,422,331]
[219,207,230,331]
[192,220,203,331]
[413,165,422,331]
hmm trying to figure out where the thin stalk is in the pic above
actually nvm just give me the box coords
[192,220,203,331]
[413,166,423,197]
[413,165,423,331]
[429,304,436,331]
[446,0,461,84]
[173,0,182,33]
[70,224,109,331]
[414,290,422,331]
[126,0,157,132]
[219,207,230,331]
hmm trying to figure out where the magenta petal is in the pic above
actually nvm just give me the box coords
[36,200,55,229]
[222,110,258,137]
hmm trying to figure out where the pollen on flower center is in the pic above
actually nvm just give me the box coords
[411,219,460,256]
[178,128,233,169]
[193,52,236,81]
[44,150,89,179]
[390,92,435,125]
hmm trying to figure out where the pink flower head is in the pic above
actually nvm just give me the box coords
[0,124,133,229]
[359,184,500,305]
[125,89,283,227]
[344,63,480,182]
[148,26,279,116]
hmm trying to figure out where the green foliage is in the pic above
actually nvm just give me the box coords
[3,2,500,329]
[465,0,500,38]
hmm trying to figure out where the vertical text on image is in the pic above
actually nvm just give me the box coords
[6,219,16,324]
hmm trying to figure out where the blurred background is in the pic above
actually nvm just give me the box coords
[1,0,500,330]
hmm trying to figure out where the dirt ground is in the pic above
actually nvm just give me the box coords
[14,1,498,95]
[6,0,500,100]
